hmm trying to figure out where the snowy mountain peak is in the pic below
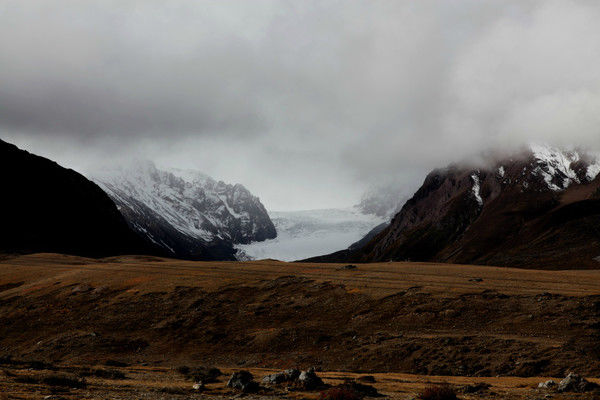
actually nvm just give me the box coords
[525,143,600,191]
[528,143,582,191]
[89,162,276,259]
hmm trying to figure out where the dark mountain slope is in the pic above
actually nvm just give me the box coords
[309,145,600,269]
[0,139,157,257]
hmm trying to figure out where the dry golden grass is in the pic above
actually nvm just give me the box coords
[2,253,600,399]
[2,253,600,300]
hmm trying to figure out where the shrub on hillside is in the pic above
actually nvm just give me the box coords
[42,373,87,389]
[319,387,362,400]
[175,365,222,383]
[418,384,458,400]
[92,368,126,380]
[104,359,129,367]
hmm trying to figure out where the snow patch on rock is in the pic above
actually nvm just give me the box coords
[529,143,580,191]
[471,173,483,206]
[498,166,505,178]
[90,161,276,252]
[586,157,600,181]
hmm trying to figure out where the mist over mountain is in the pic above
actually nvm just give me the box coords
[4,1,600,211]
[3,1,600,266]
[356,184,409,218]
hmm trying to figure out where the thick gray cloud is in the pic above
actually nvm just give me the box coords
[2,0,600,210]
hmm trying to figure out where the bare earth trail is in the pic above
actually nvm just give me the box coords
[2,254,600,399]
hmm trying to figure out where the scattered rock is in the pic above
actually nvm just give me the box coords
[227,370,259,393]
[192,382,204,390]
[469,278,483,282]
[557,372,597,393]
[340,265,358,270]
[538,380,556,389]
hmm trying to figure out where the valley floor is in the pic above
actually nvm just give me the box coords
[2,254,600,398]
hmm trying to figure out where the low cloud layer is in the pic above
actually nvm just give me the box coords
[2,0,600,209]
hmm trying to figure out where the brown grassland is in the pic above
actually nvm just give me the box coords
[2,253,600,399]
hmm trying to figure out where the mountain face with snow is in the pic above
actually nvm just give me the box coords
[91,162,276,260]
[309,144,600,269]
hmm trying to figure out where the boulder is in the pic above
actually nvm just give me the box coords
[557,372,597,393]
[298,368,326,390]
[227,371,259,393]
[262,368,300,385]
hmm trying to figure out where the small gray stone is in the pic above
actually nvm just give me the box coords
[538,380,556,389]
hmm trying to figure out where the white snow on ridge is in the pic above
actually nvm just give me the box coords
[529,143,580,191]
[497,166,505,178]
[586,157,600,181]
[235,208,385,261]
[471,174,483,206]
[90,161,263,244]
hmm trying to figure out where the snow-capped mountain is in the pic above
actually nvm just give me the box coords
[310,144,600,269]
[235,208,386,261]
[90,161,276,260]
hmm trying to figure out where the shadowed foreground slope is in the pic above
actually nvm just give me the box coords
[0,139,155,258]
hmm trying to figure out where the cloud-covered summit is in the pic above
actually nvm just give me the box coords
[2,0,600,209]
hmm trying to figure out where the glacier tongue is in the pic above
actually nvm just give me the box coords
[235,208,385,261]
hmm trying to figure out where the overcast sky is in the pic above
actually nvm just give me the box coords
[2,0,600,210]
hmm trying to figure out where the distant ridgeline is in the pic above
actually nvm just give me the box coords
[0,139,276,260]
[0,139,155,258]
[308,144,600,270]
